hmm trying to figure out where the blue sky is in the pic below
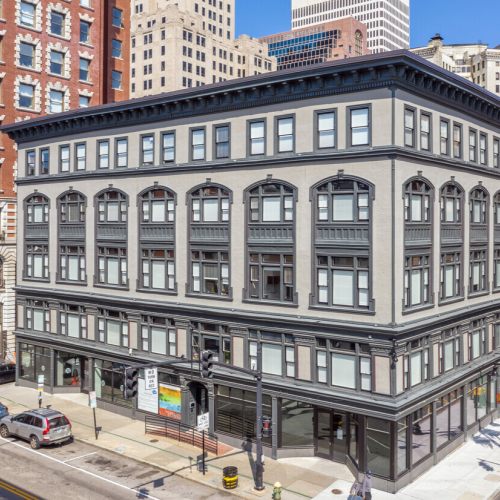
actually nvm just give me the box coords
[236,0,500,49]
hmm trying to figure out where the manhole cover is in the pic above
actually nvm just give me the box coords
[150,439,159,443]
[331,489,343,495]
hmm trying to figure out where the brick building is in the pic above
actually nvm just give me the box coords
[0,0,130,360]
[260,17,370,71]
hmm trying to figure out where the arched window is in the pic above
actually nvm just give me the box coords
[244,180,297,304]
[24,193,50,280]
[494,192,500,290]
[469,187,489,295]
[138,186,176,293]
[439,183,464,302]
[187,184,232,298]
[403,177,434,310]
[94,189,128,288]
[311,176,373,310]
[57,191,86,283]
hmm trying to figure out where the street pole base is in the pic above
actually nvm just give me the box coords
[248,486,268,497]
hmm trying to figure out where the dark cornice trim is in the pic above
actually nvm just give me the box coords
[4,51,500,144]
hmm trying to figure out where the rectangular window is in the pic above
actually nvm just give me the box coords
[350,107,369,146]
[40,149,49,175]
[191,129,205,161]
[470,250,486,293]
[191,251,229,296]
[98,141,109,169]
[215,126,229,159]
[480,134,487,165]
[142,250,175,291]
[75,144,86,170]
[19,84,34,109]
[50,11,64,36]
[469,130,477,162]
[494,139,499,168]
[440,120,449,155]
[79,96,90,108]
[404,109,415,147]
[250,253,293,302]
[49,90,63,113]
[80,21,90,44]
[421,114,430,151]
[262,343,282,376]
[111,70,122,90]
[277,117,293,153]
[285,346,295,378]
[60,146,70,172]
[331,352,355,389]
[79,58,89,81]
[60,246,85,282]
[27,151,35,176]
[162,132,175,163]
[410,351,421,386]
[453,124,461,158]
[360,357,371,391]
[20,1,35,27]
[50,51,63,75]
[404,255,431,308]
[98,247,127,286]
[249,121,265,156]
[19,42,34,68]
[112,8,123,28]
[440,252,461,300]
[116,139,127,168]
[142,136,154,165]
[112,39,122,58]
[317,112,335,149]
[25,246,49,279]
[317,350,327,383]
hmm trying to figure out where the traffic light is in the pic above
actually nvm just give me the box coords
[123,367,138,399]
[201,351,214,379]
[262,415,272,438]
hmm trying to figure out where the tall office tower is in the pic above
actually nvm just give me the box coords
[260,17,370,72]
[291,0,410,53]
[411,34,500,96]
[130,0,276,97]
[0,0,130,360]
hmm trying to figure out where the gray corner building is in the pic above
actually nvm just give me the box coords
[4,50,500,493]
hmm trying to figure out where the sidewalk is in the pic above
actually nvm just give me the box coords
[313,424,500,500]
[0,383,354,500]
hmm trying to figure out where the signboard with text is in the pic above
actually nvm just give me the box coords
[197,412,209,431]
[38,375,44,391]
[159,384,181,420]
[138,378,159,414]
[144,368,158,392]
[89,391,97,409]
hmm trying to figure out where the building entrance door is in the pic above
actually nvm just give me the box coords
[314,408,348,462]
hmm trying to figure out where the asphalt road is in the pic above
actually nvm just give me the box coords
[0,435,232,500]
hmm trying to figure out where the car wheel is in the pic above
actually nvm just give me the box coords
[0,425,9,438]
[30,435,41,450]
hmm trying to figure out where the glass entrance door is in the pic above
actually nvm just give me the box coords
[315,408,349,462]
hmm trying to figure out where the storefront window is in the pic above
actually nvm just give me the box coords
[349,413,358,463]
[397,417,408,475]
[57,351,83,386]
[412,403,432,465]
[467,376,488,425]
[20,344,35,381]
[366,417,390,477]
[216,385,271,445]
[281,399,314,447]
[436,390,462,449]
[490,377,498,412]
[20,344,50,384]
[94,359,131,407]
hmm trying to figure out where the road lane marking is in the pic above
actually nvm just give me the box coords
[0,480,40,500]
[0,437,162,500]
[63,451,98,463]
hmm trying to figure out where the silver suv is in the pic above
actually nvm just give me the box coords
[0,408,72,449]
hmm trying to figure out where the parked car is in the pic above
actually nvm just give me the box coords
[0,362,15,384]
[0,403,8,419]
[0,408,72,449]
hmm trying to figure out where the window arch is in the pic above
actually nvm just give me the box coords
[311,176,373,311]
[24,193,50,281]
[186,183,232,298]
[469,186,489,296]
[94,188,128,288]
[403,177,434,310]
[494,191,500,290]
[439,182,464,302]
[244,179,297,304]
[138,186,177,293]
[57,191,87,283]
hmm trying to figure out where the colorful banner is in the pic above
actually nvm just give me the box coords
[159,383,181,420]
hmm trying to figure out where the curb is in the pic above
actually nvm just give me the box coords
[73,436,269,500]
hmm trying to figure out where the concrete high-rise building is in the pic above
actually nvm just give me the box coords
[291,0,410,53]
[130,0,276,97]
[260,17,370,72]
[411,35,500,97]
[0,0,130,360]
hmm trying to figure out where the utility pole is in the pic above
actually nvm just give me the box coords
[255,342,264,491]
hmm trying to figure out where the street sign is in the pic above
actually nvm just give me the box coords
[38,375,44,391]
[144,367,158,392]
[197,412,209,431]
[89,391,97,409]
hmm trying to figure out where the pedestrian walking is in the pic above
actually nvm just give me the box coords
[361,470,372,500]
[349,479,360,499]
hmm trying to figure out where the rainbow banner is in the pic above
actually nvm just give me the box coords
[159,383,182,420]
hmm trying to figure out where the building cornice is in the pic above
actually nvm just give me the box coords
[3,50,500,144]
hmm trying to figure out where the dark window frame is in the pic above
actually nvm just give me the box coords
[274,113,296,156]
[246,118,267,158]
[347,104,372,149]
[160,130,176,164]
[314,108,337,152]
[212,122,231,160]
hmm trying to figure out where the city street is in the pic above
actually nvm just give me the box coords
[0,435,231,500]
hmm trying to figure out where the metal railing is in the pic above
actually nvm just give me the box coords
[145,414,220,455]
